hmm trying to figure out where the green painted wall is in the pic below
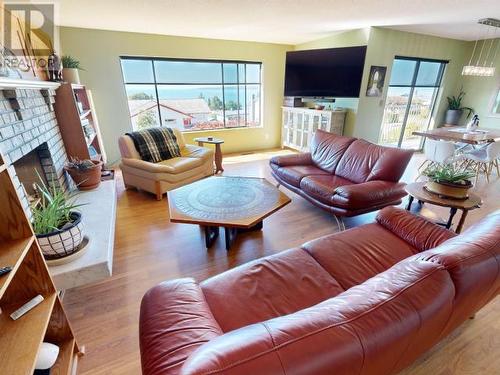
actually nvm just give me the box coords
[59,27,292,163]
[295,28,371,136]
[355,27,470,143]
[461,38,500,130]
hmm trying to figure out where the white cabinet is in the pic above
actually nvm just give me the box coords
[281,107,346,151]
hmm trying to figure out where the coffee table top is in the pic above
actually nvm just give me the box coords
[405,182,482,210]
[168,176,291,228]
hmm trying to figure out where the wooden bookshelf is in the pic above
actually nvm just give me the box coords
[0,152,82,374]
[54,82,107,164]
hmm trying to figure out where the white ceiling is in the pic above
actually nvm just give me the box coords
[55,0,500,45]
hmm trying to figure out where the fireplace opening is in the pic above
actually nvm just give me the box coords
[13,143,57,205]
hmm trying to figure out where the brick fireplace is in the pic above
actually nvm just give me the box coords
[0,84,70,217]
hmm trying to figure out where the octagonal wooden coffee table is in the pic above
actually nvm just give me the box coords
[167,176,291,250]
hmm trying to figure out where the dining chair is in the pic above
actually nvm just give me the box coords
[416,139,457,180]
[463,141,500,184]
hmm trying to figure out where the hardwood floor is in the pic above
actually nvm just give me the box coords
[63,150,500,375]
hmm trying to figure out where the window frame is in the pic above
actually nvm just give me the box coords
[386,56,448,148]
[119,56,262,131]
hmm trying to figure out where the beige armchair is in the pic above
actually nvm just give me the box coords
[118,129,214,200]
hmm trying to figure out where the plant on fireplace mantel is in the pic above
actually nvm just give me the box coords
[61,55,84,84]
[65,157,103,190]
[32,173,86,260]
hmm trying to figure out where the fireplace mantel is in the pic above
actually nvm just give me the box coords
[0,77,61,90]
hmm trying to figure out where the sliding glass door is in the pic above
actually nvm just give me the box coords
[379,57,447,149]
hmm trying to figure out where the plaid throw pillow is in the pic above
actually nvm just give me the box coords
[126,127,181,163]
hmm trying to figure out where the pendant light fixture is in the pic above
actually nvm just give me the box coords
[462,18,500,77]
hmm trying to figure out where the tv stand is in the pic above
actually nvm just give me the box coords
[281,107,346,151]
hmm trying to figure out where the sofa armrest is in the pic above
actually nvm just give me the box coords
[270,152,313,167]
[376,207,456,252]
[140,278,223,375]
[181,144,214,160]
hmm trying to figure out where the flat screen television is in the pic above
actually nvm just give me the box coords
[284,46,367,98]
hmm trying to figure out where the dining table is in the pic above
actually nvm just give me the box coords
[413,127,500,145]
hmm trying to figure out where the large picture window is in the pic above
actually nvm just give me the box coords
[120,57,262,131]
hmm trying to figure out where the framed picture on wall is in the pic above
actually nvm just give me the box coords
[488,83,500,118]
[366,66,387,97]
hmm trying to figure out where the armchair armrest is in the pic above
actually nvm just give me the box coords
[333,180,406,209]
[270,152,312,167]
[140,278,222,375]
[376,207,456,252]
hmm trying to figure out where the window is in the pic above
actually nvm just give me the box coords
[379,57,447,149]
[120,57,262,131]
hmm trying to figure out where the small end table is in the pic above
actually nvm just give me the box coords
[405,182,482,233]
[194,137,224,174]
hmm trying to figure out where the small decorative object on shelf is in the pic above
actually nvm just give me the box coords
[32,175,86,260]
[62,55,84,84]
[423,164,475,199]
[35,342,60,371]
[47,52,63,82]
[65,157,103,190]
[10,295,44,320]
[445,90,474,125]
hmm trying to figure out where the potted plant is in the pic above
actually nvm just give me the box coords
[65,158,103,190]
[423,164,475,199]
[32,176,85,260]
[445,91,474,125]
[61,55,84,84]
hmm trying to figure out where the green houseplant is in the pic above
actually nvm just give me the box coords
[64,157,103,190]
[423,164,475,199]
[61,55,84,84]
[32,174,86,259]
[445,91,474,125]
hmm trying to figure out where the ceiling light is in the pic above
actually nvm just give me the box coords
[462,18,500,77]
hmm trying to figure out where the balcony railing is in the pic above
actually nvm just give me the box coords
[379,101,431,148]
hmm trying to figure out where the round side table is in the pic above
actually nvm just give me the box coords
[405,182,482,234]
[194,137,224,174]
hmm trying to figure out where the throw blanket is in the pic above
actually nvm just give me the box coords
[126,127,181,163]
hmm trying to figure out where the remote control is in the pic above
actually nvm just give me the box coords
[10,295,44,320]
[0,266,12,276]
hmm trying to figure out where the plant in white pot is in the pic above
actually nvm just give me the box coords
[61,55,84,84]
[32,175,86,260]
[423,164,475,200]
[445,91,474,126]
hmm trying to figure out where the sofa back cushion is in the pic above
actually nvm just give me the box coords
[335,139,385,183]
[310,130,356,173]
[335,139,412,183]
[367,146,413,182]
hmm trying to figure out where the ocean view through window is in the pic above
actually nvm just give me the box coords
[120,57,262,131]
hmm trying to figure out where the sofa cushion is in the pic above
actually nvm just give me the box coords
[334,139,389,183]
[310,130,356,173]
[300,175,354,206]
[330,180,406,210]
[272,165,330,188]
[302,223,419,289]
[201,247,344,333]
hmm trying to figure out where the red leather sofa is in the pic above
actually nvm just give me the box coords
[139,207,500,375]
[270,130,413,216]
